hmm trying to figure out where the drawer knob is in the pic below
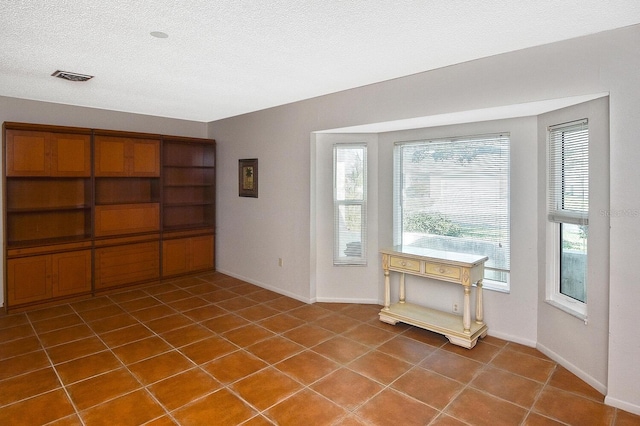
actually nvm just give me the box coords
[401,261,407,266]
[439,268,445,273]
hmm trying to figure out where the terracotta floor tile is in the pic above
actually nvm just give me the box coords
[356,388,439,426]
[403,326,449,347]
[376,335,435,363]
[507,341,552,360]
[275,350,339,385]
[258,313,306,333]
[38,323,94,347]
[241,415,275,426]
[490,348,555,383]
[231,367,302,411]
[533,386,615,425]
[183,282,218,296]
[153,289,193,303]
[420,349,483,383]
[337,415,372,426]
[430,414,470,425]
[70,296,115,313]
[342,323,397,347]
[31,313,84,334]
[0,367,61,406]
[201,313,250,333]
[77,304,125,322]
[79,389,165,426]
[341,304,383,322]
[0,323,34,343]
[442,339,502,363]
[311,368,384,411]
[446,388,528,426]
[471,366,543,408]
[282,323,335,347]
[145,313,194,334]
[111,336,172,365]
[130,304,176,322]
[0,389,75,425]
[200,289,239,303]
[523,412,566,425]
[223,324,275,347]
[288,304,333,322]
[117,295,163,312]
[229,283,261,296]
[266,389,347,425]
[0,313,28,329]
[315,302,352,312]
[180,335,237,364]
[143,282,180,295]
[148,367,220,411]
[236,304,281,322]
[0,350,50,380]
[312,313,359,333]
[87,312,139,334]
[66,368,141,411]
[26,304,74,322]
[203,350,268,384]
[98,323,154,348]
[127,350,194,385]
[0,335,42,360]
[245,289,283,303]
[182,304,227,322]
[166,296,210,312]
[392,366,463,410]
[547,365,604,402]
[615,409,640,425]
[108,288,149,303]
[172,388,257,426]
[160,323,214,348]
[349,350,413,385]
[263,296,306,312]
[55,350,122,385]
[46,336,107,364]
[246,335,304,364]
[48,413,84,425]
[312,336,370,364]
[216,295,258,311]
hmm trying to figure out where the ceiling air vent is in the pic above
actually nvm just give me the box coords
[51,70,94,82]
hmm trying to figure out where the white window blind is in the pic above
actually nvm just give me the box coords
[394,134,510,287]
[334,144,367,265]
[548,119,589,225]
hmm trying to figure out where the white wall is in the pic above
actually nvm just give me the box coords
[209,25,640,413]
[0,96,208,308]
[537,97,610,394]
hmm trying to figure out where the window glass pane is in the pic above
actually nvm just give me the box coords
[334,144,366,265]
[395,135,510,284]
[560,223,587,303]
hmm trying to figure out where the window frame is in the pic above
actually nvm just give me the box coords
[392,133,511,292]
[546,119,589,319]
[333,143,367,266]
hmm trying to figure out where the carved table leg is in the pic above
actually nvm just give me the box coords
[382,254,390,311]
[399,273,406,304]
[475,279,484,325]
[463,286,471,334]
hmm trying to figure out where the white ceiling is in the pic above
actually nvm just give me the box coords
[1,1,639,123]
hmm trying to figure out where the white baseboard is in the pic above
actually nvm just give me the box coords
[536,342,607,395]
[604,395,640,416]
[215,268,312,304]
[315,296,380,305]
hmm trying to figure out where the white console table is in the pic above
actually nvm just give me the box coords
[379,246,488,349]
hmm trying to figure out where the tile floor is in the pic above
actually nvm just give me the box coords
[0,272,639,426]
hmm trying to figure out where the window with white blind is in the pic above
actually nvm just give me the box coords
[393,134,510,290]
[547,119,588,315]
[334,144,367,265]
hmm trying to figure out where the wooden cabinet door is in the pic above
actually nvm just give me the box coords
[51,133,91,177]
[5,130,49,176]
[51,250,92,297]
[95,203,160,237]
[94,136,127,176]
[95,241,159,289]
[162,238,189,276]
[130,139,160,176]
[189,235,214,271]
[7,255,52,305]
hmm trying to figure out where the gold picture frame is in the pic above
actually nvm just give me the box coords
[239,158,258,197]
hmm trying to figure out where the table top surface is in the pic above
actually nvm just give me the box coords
[380,245,488,266]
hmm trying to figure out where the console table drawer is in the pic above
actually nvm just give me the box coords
[424,262,461,280]
[390,256,421,273]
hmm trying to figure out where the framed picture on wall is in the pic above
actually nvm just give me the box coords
[239,158,258,197]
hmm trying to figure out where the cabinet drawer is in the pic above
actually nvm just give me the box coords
[95,203,160,237]
[424,262,461,281]
[95,241,159,289]
[389,256,421,273]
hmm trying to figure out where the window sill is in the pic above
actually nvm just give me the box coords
[545,298,588,322]
[480,279,510,294]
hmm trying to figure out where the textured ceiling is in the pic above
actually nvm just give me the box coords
[1,1,639,122]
